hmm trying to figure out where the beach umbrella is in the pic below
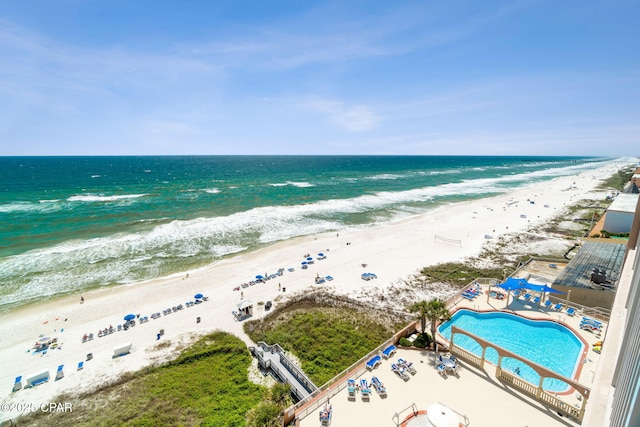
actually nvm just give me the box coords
[301,261,307,265]
[255,275,263,279]
[318,253,324,257]
[194,293,203,300]
[306,257,313,261]
[124,314,135,321]
[426,403,459,427]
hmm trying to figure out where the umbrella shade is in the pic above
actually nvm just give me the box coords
[426,403,459,427]
[124,314,136,321]
[301,261,307,265]
[255,275,263,279]
[497,277,530,291]
[542,285,565,294]
[306,257,313,261]
[194,293,203,299]
[318,253,324,256]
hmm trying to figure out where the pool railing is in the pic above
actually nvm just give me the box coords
[448,325,590,423]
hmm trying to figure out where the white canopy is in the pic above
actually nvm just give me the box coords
[237,300,253,310]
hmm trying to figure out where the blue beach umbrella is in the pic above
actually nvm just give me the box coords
[301,261,307,265]
[255,275,263,279]
[306,257,313,261]
[124,314,135,321]
[194,293,203,300]
[318,253,324,257]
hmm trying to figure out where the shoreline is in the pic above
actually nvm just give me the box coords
[0,160,629,420]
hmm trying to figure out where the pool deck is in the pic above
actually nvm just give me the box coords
[296,286,604,427]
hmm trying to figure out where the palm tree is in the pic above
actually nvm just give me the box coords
[410,298,451,347]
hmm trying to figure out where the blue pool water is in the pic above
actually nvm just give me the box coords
[438,310,584,392]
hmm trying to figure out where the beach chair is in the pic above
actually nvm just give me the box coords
[382,345,397,359]
[436,363,447,377]
[391,363,410,380]
[319,403,332,426]
[12,376,22,392]
[553,303,563,311]
[77,361,84,371]
[347,379,356,399]
[566,307,576,316]
[366,355,381,370]
[398,358,416,374]
[532,296,540,304]
[55,365,64,381]
[523,293,531,301]
[360,379,371,399]
[371,376,387,396]
[544,300,552,308]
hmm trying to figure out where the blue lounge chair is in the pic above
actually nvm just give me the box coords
[461,292,475,300]
[532,296,540,304]
[77,361,84,370]
[371,376,386,395]
[12,376,22,392]
[553,303,563,311]
[55,365,64,381]
[544,300,552,308]
[382,345,397,359]
[523,293,531,301]
[366,355,381,370]
[566,307,576,316]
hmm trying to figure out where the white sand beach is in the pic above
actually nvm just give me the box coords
[0,161,628,422]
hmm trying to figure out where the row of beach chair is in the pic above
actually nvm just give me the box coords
[347,377,387,401]
[461,286,482,300]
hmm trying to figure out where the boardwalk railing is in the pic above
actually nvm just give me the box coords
[250,342,318,401]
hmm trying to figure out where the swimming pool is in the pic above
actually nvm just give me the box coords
[438,309,584,392]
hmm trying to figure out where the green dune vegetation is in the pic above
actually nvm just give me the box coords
[17,332,269,427]
[244,293,409,386]
[15,295,408,427]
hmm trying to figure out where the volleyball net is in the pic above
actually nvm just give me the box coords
[434,234,462,247]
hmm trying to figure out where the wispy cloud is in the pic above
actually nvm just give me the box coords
[303,97,379,132]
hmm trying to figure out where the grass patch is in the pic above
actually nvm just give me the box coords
[417,263,507,287]
[244,293,406,386]
[596,166,635,191]
[17,332,266,427]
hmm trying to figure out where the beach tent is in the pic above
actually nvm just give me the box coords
[237,300,253,318]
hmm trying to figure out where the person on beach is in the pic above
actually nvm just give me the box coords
[80,296,84,304]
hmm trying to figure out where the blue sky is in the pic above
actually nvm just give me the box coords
[0,0,638,156]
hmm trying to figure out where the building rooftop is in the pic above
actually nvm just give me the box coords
[607,193,639,213]
[552,241,627,291]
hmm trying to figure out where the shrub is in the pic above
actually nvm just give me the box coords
[412,333,431,348]
[398,337,412,347]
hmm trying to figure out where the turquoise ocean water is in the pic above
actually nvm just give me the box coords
[0,155,608,312]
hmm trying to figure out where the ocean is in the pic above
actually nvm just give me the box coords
[0,155,609,312]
